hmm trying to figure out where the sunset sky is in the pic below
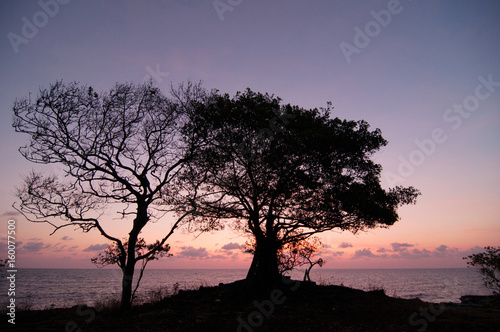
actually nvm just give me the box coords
[0,0,499,270]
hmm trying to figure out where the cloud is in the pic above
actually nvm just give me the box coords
[53,243,79,252]
[435,245,448,252]
[338,242,353,248]
[391,242,414,252]
[176,246,209,259]
[83,244,109,252]
[321,246,344,257]
[394,248,432,259]
[61,236,73,241]
[350,245,492,262]
[414,249,433,258]
[210,254,227,260]
[459,246,484,257]
[221,242,243,250]
[432,245,460,258]
[21,241,51,252]
[352,246,428,260]
[352,248,377,259]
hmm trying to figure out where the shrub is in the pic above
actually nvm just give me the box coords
[465,246,500,295]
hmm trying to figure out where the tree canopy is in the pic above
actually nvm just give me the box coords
[182,89,420,285]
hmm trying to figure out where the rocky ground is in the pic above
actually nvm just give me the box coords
[2,280,499,331]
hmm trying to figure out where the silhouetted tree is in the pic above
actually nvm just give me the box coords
[465,246,500,294]
[182,89,420,287]
[280,237,325,282]
[12,81,208,309]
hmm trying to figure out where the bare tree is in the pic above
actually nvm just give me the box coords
[12,80,208,309]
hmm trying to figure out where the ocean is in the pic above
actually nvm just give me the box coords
[0,268,493,310]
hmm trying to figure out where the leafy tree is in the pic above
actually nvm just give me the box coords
[464,246,500,294]
[12,81,208,309]
[281,237,325,282]
[183,89,420,286]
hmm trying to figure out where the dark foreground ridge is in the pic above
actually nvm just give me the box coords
[2,280,499,331]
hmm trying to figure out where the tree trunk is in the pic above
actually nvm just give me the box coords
[120,262,135,310]
[120,229,138,310]
[246,236,281,288]
[120,204,148,310]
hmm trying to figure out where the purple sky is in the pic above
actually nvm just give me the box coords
[0,0,499,269]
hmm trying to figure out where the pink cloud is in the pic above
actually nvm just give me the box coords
[83,244,109,252]
[175,246,209,259]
